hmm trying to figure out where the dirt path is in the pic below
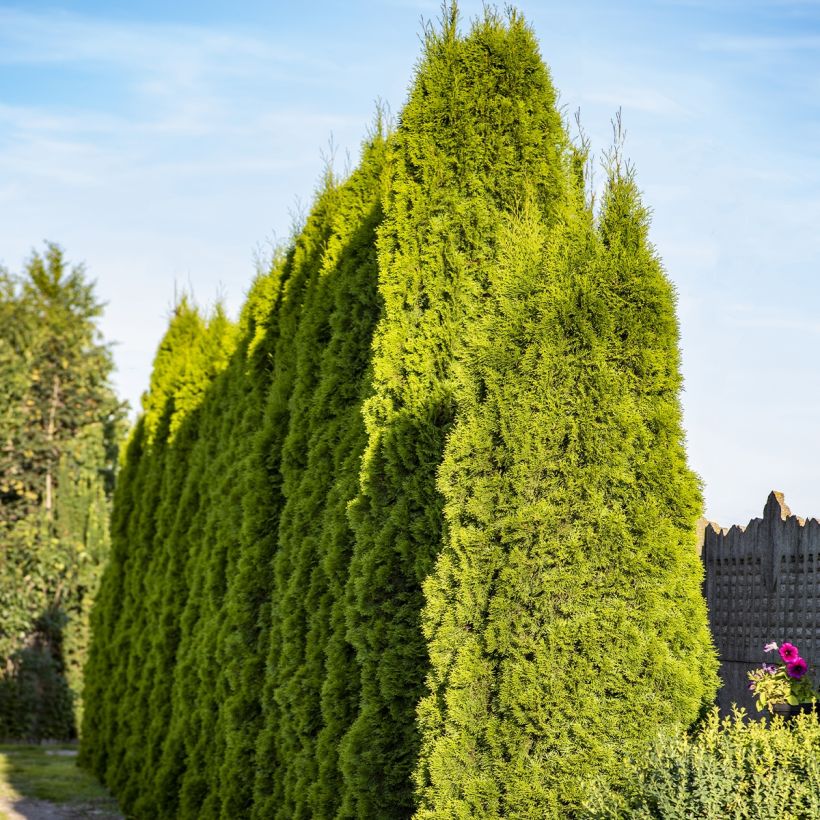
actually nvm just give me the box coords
[0,795,122,819]
[0,747,121,820]
[0,796,80,820]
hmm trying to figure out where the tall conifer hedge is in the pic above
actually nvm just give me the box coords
[413,158,718,816]
[81,7,717,818]
[340,10,572,817]
[250,133,386,820]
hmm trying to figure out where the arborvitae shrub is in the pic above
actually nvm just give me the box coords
[248,177,357,820]
[260,133,386,820]
[79,416,146,777]
[413,162,717,816]
[80,301,236,815]
[212,268,288,820]
[81,8,716,818]
[340,9,571,817]
[187,269,283,820]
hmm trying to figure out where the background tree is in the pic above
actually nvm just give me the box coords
[0,242,123,739]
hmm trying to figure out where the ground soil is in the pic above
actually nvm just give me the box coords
[0,795,123,819]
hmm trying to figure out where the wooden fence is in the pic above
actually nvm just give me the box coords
[700,491,820,714]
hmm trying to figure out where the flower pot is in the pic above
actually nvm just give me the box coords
[769,702,817,721]
[769,702,798,720]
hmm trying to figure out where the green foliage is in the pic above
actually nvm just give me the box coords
[0,611,74,739]
[80,299,238,817]
[413,155,717,815]
[256,132,385,820]
[585,709,820,820]
[340,9,572,817]
[0,243,122,739]
[81,7,716,818]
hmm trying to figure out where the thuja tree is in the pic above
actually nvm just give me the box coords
[0,244,122,739]
[178,269,282,820]
[122,304,237,818]
[245,176,344,820]
[413,155,718,816]
[169,287,287,820]
[340,9,570,817]
[80,300,236,806]
[258,132,385,820]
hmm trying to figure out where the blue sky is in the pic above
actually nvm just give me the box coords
[1,0,819,526]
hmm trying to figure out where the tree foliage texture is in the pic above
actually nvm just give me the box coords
[0,243,122,739]
[81,6,717,818]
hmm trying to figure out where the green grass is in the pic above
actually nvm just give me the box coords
[0,744,121,817]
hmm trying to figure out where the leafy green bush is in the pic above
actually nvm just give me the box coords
[0,244,123,740]
[585,709,820,820]
[0,610,74,740]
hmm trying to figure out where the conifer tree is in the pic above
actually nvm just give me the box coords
[413,153,718,815]
[340,9,570,816]
[250,177,341,819]
[250,150,384,820]
[79,417,147,776]
[261,132,385,820]
[212,265,289,820]
[151,392,231,818]
[310,143,386,819]
[176,378,246,818]
[130,305,235,818]
[0,243,122,739]
[81,299,235,813]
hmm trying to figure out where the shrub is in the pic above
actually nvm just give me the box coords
[340,9,572,816]
[412,76,717,820]
[584,709,820,820]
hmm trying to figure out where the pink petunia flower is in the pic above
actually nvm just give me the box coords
[764,641,779,653]
[787,658,808,679]
[780,642,800,664]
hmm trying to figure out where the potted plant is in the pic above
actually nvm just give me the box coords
[747,641,818,719]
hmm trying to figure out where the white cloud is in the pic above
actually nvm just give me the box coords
[583,87,691,117]
[700,33,820,52]
[0,8,323,72]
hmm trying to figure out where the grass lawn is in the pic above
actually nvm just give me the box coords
[0,744,121,819]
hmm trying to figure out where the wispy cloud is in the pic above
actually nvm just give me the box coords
[0,103,125,136]
[700,33,820,52]
[583,87,690,117]
[0,7,350,139]
[726,305,820,333]
[0,8,324,71]
[0,7,368,173]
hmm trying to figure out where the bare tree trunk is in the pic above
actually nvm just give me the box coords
[45,373,60,517]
